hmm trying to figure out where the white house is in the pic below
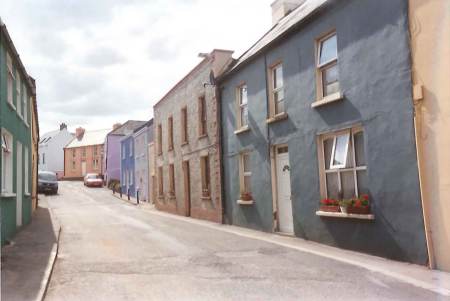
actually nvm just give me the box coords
[38,123,74,178]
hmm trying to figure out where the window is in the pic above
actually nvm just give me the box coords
[23,90,28,124]
[181,107,188,144]
[122,144,126,159]
[169,164,175,196]
[198,96,207,137]
[129,169,133,185]
[270,64,285,115]
[239,152,252,197]
[93,159,98,169]
[130,141,133,157]
[158,166,164,196]
[16,71,22,117]
[82,147,86,158]
[1,131,13,194]
[200,155,210,198]
[157,124,162,154]
[43,153,46,165]
[72,161,76,169]
[168,116,174,150]
[319,127,367,200]
[237,84,248,128]
[317,33,340,98]
[93,146,98,156]
[7,53,14,107]
[24,147,29,194]
[72,149,76,158]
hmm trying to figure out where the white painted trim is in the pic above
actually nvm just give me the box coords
[315,211,374,220]
[311,91,343,108]
[237,199,254,205]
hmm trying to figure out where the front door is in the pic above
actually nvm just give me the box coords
[81,161,87,176]
[183,161,191,216]
[276,146,293,234]
[16,142,23,227]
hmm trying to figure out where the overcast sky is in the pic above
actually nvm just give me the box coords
[0,0,273,134]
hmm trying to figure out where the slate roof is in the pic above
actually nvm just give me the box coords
[39,129,74,145]
[65,129,110,148]
[226,0,328,76]
[107,120,147,136]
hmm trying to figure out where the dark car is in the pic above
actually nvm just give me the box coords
[38,171,58,195]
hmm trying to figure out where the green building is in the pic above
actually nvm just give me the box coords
[0,18,36,245]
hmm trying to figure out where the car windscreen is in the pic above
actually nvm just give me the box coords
[39,173,57,181]
[87,175,101,179]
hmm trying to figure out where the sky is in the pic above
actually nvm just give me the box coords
[0,0,274,134]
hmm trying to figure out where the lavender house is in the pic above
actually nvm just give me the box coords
[103,120,146,186]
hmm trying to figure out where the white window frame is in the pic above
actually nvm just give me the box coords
[316,32,339,100]
[329,133,350,169]
[122,144,126,159]
[1,130,14,194]
[239,152,252,195]
[236,84,248,129]
[24,147,29,194]
[130,141,133,157]
[319,127,367,199]
[7,53,15,108]
[23,86,28,125]
[270,63,285,115]
[16,70,22,117]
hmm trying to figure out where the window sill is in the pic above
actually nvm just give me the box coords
[266,112,288,124]
[201,196,212,201]
[7,102,16,111]
[181,141,189,146]
[315,210,374,220]
[198,134,208,139]
[1,192,16,198]
[311,91,344,108]
[234,126,250,135]
[237,199,254,206]
[25,193,30,196]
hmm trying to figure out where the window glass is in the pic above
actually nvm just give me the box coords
[244,175,252,193]
[323,138,333,169]
[243,153,251,173]
[331,133,349,168]
[319,34,337,66]
[273,65,283,89]
[341,171,355,198]
[240,85,248,105]
[326,173,339,199]
[357,170,368,195]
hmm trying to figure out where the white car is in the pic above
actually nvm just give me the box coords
[84,173,103,187]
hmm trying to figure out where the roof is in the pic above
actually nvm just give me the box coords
[39,129,59,145]
[133,118,153,134]
[65,128,110,149]
[224,0,328,77]
[107,120,147,136]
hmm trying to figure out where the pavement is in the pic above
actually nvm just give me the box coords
[38,181,449,301]
[1,198,60,301]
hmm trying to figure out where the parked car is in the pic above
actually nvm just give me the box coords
[84,173,103,187]
[38,171,58,195]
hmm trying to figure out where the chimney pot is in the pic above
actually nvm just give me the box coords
[75,127,85,140]
[113,123,122,130]
[60,123,67,131]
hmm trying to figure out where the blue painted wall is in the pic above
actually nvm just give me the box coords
[120,135,136,197]
[219,0,428,265]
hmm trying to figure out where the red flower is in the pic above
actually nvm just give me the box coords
[362,194,369,201]
[354,200,362,208]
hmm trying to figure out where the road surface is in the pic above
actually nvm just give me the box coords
[44,182,446,301]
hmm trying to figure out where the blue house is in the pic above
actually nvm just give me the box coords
[120,135,135,197]
[218,0,428,265]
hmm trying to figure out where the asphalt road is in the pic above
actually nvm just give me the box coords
[44,181,447,301]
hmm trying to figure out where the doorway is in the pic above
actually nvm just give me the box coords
[16,142,23,227]
[81,161,87,176]
[275,146,293,234]
[183,160,191,216]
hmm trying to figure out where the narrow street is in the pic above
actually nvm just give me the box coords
[40,182,445,301]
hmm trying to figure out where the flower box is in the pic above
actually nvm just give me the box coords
[347,206,370,215]
[319,205,340,212]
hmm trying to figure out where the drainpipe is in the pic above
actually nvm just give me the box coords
[215,82,226,224]
[408,9,435,268]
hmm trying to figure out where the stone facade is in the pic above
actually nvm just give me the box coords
[154,49,233,223]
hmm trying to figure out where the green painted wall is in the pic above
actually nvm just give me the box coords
[0,31,33,246]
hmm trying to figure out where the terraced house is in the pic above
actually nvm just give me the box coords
[219,0,430,265]
[154,49,233,222]
[0,18,39,245]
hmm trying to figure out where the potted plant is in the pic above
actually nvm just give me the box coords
[338,199,352,214]
[347,194,370,214]
[319,198,340,212]
[240,192,253,201]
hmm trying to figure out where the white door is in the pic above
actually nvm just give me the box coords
[16,142,23,227]
[81,161,87,176]
[276,146,293,234]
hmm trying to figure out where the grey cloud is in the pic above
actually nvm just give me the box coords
[83,47,126,68]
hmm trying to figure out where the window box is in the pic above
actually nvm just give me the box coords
[234,126,250,135]
[237,199,254,206]
[315,210,374,220]
[266,112,288,124]
[319,205,340,212]
[311,91,343,108]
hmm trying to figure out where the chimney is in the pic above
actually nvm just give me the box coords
[271,0,306,25]
[60,123,67,131]
[113,123,122,130]
[75,127,85,140]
